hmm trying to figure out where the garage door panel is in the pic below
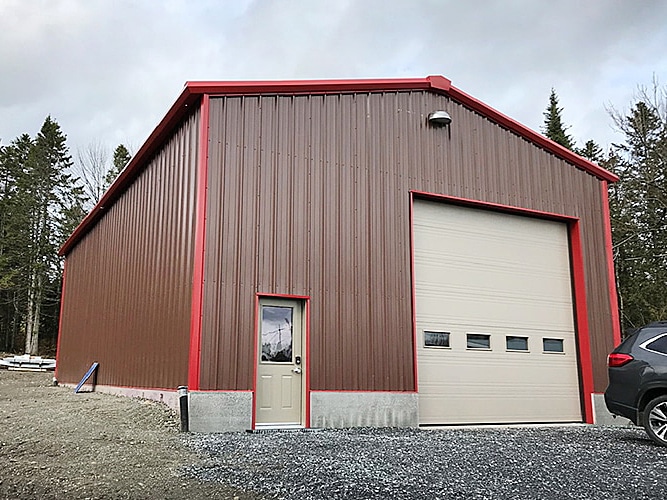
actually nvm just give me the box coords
[414,200,582,425]
[416,294,576,332]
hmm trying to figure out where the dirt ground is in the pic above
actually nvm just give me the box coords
[0,369,260,500]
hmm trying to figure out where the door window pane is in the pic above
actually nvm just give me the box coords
[261,306,293,363]
[467,333,491,349]
[543,338,564,353]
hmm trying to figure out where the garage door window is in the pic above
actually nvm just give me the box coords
[424,331,450,348]
[467,333,491,350]
[506,336,528,351]
[543,338,564,353]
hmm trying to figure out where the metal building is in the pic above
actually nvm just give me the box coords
[56,76,620,431]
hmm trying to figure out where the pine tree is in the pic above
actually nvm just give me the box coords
[576,140,604,163]
[542,89,575,150]
[22,117,85,354]
[608,95,667,332]
[103,144,131,191]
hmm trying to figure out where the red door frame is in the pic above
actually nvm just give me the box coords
[252,293,311,429]
[409,190,595,424]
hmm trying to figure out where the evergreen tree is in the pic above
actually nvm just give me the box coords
[542,89,575,150]
[0,118,86,354]
[103,144,132,191]
[576,139,604,163]
[608,95,667,332]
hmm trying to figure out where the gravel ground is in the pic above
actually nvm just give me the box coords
[3,368,667,499]
[0,369,258,500]
[185,426,667,500]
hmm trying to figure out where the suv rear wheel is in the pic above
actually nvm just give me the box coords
[643,395,667,447]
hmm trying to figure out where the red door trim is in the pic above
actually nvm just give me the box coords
[253,293,311,429]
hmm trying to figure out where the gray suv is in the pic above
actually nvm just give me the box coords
[605,321,667,446]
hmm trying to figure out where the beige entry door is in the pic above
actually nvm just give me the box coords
[256,298,304,427]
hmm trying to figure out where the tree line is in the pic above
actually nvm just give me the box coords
[543,84,667,334]
[0,117,130,355]
[1,84,665,355]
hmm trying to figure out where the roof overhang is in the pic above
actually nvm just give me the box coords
[59,75,617,256]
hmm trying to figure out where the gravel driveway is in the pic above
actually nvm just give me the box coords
[2,369,666,499]
[185,425,667,499]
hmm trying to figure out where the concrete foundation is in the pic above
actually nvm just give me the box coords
[310,391,419,428]
[61,382,180,412]
[592,393,633,426]
[188,391,253,432]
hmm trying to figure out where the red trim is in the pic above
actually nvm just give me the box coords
[304,299,311,428]
[310,390,418,394]
[251,296,259,428]
[189,390,253,393]
[54,259,68,380]
[601,182,622,345]
[185,76,451,97]
[187,95,210,390]
[569,221,595,424]
[253,293,311,429]
[59,76,617,258]
[409,194,419,392]
[58,86,202,256]
[411,192,595,424]
[411,190,579,222]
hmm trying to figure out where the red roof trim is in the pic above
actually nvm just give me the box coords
[447,85,618,183]
[59,76,616,256]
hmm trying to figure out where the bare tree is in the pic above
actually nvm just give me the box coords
[75,141,110,208]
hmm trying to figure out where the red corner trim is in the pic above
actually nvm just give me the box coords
[569,220,595,424]
[601,182,622,345]
[187,95,210,390]
[55,259,68,380]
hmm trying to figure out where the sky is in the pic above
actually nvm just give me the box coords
[1,0,667,164]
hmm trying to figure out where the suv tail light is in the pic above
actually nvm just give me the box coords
[608,353,634,367]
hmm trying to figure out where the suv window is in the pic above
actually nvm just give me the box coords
[640,333,667,355]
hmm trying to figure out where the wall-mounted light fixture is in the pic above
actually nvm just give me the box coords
[428,111,452,126]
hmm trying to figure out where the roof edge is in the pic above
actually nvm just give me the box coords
[59,85,200,256]
[59,75,617,257]
[447,85,619,183]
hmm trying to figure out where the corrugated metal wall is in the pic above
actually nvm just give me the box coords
[57,108,200,389]
[199,92,615,393]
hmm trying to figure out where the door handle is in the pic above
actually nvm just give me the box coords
[292,366,302,374]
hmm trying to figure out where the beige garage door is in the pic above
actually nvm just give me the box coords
[414,200,582,425]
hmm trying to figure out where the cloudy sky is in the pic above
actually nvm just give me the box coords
[2,0,667,162]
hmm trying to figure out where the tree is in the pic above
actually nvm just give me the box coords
[576,139,604,163]
[0,135,33,352]
[608,85,667,333]
[76,141,110,207]
[104,144,131,190]
[542,89,575,150]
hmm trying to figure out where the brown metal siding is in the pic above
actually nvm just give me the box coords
[200,92,615,393]
[57,109,200,389]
